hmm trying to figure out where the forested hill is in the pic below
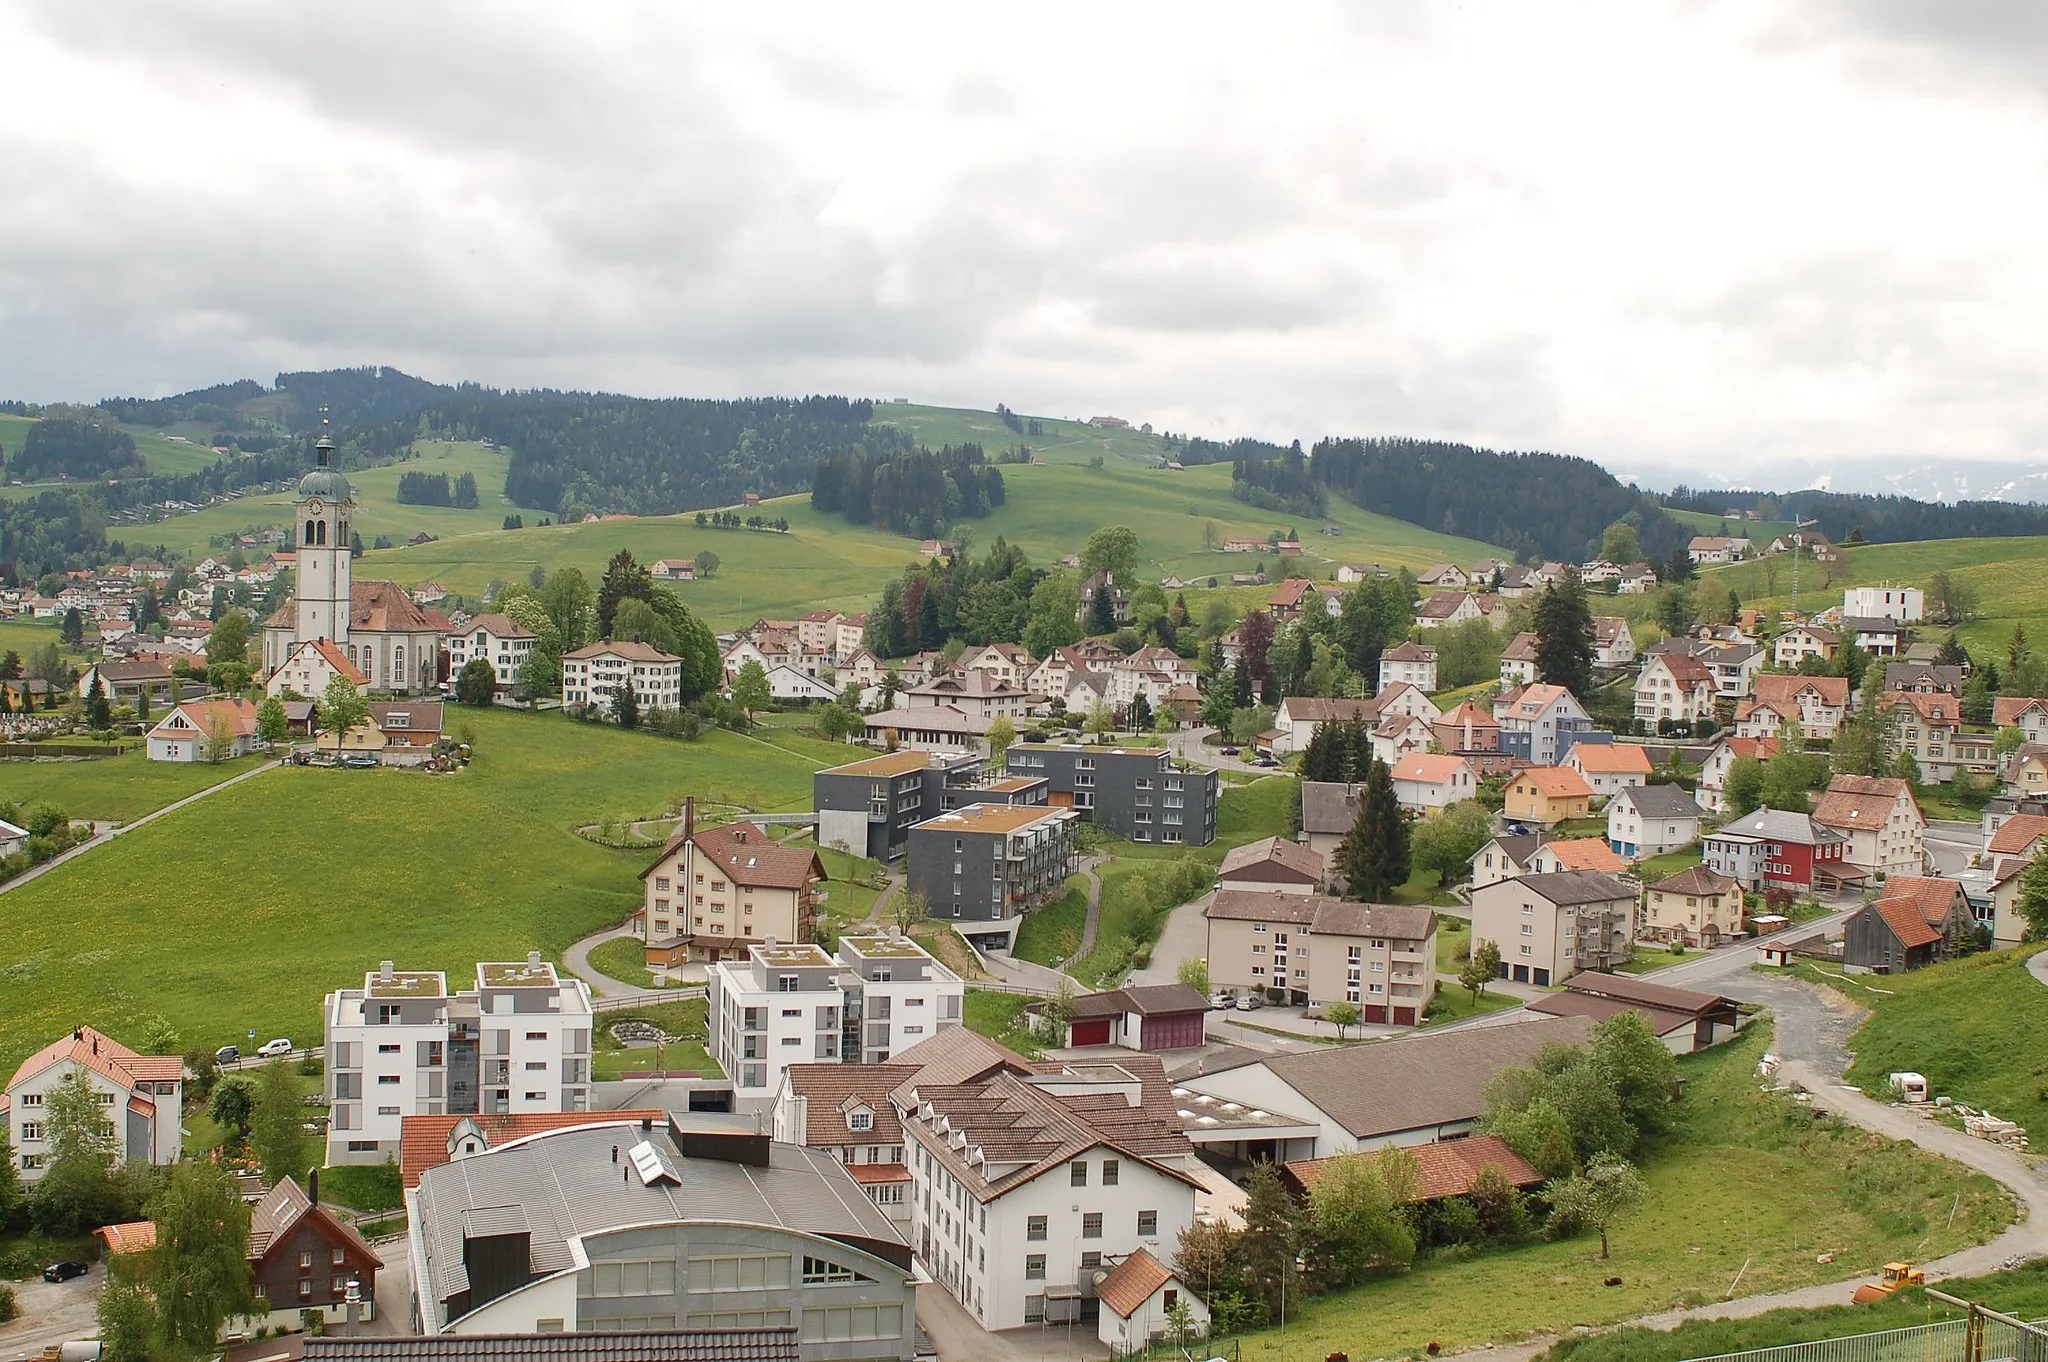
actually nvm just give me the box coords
[1308,437,1690,565]
[1660,485,2048,544]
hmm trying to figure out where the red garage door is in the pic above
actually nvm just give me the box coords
[1139,1011,1205,1051]
[1392,1007,1416,1026]
[1361,1004,1388,1024]
[1071,1019,1113,1046]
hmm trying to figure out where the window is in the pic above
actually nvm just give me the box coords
[1081,1251,1102,1270]
[1102,1159,1119,1186]
[1138,1210,1158,1236]
[332,1247,347,1267]
[299,1251,314,1271]
[1025,1254,1046,1280]
[299,1280,313,1301]
[19,1123,41,1141]
[1070,1160,1088,1186]
[802,1304,903,1344]
[687,1310,791,1329]
[377,1074,400,1085]
[687,1255,790,1292]
[849,1110,873,1132]
[802,1255,863,1284]
[1025,1294,1047,1324]
[1027,1215,1047,1241]
[1082,1212,1103,1238]
[18,1093,40,1108]
[377,1042,401,1054]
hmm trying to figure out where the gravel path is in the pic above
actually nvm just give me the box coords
[1060,857,1107,968]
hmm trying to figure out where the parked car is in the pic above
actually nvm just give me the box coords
[257,1037,293,1059]
[1209,991,1232,1010]
[1220,746,1241,756]
[43,1260,90,1283]
[1253,756,1278,768]
[342,753,379,769]
[1234,994,1262,1011]
[215,1044,240,1066]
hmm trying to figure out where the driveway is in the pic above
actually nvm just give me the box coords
[916,1281,1109,1361]
[0,1261,105,1359]
[1127,891,1213,989]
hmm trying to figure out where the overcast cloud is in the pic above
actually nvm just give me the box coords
[2,0,2045,480]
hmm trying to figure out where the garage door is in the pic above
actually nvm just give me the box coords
[1139,1012,1204,1050]
[1361,1004,1388,1024]
[1070,1019,1112,1046]
[1391,1007,1416,1026]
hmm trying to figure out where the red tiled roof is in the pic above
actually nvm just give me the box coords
[1286,1134,1543,1201]
[690,822,826,890]
[1875,876,1965,929]
[844,1161,912,1186]
[1097,1247,1176,1319]
[1814,776,1917,831]
[96,1221,157,1255]
[1994,696,2048,727]
[1873,898,1943,950]
[1989,815,2048,857]
[307,638,368,686]
[1516,767,1594,799]
[1754,674,1849,711]
[1570,744,1652,775]
[6,1025,180,1095]
[1543,838,1627,873]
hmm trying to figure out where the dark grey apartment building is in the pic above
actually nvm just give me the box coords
[814,750,1046,861]
[905,803,1079,952]
[1005,742,1219,846]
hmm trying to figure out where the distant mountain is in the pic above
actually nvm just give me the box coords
[1631,457,2048,506]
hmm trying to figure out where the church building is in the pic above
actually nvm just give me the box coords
[260,436,448,695]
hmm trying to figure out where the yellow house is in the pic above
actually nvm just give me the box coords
[1642,866,1746,948]
[1504,767,1594,826]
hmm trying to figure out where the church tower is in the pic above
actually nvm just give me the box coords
[294,434,355,645]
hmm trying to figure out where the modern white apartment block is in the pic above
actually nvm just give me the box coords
[1843,585,1924,624]
[710,936,966,1107]
[837,933,965,1064]
[324,956,595,1165]
[708,944,846,1107]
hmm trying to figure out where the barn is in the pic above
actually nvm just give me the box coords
[1065,983,1209,1052]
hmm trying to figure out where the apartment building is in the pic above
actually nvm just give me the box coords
[562,639,684,717]
[1205,890,1437,1022]
[4,1026,184,1184]
[905,803,1079,952]
[639,806,827,965]
[812,751,1045,862]
[895,1057,1202,1332]
[1493,684,1594,765]
[443,613,536,693]
[1005,743,1219,846]
[838,933,965,1064]
[1814,775,1927,879]
[709,944,845,1107]
[1470,871,1636,986]
[323,956,594,1166]
[1844,585,1924,623]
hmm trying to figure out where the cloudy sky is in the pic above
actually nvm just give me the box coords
[4,1,2045,481]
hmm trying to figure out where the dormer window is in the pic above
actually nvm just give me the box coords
[848,1107,874,1132]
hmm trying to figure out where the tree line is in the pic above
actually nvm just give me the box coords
[1231,441,1326,517]
[396,469,481,508]
[811,442,1007,539]
[1309,437,1691,565]
[1662,483,2048,545]
[7,420,148,482]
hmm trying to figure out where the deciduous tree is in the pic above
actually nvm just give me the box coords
[144,1161,252,1349]
[732,660,772,716]
[318,673,369,757]
[1461,937,1501,1006]
[249,1057,309,1189]
[1547,1154,1648,1259]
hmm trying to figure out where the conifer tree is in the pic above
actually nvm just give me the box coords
[1533,573,1594,696]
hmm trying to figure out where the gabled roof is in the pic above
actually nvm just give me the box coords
[1268,578,1320,608]
[1540,838,1628,873]
[1649,865,1739,897]
[251,1177,382,1267]
[1813,776,1918,832]
[1217,836,1324,883]
[151,697,261,741]
[460,612,537,640]
[1299,780,1362,836]
[1382,641,1436,663]
[1648,653,1715,687]
[1207,888,1320,926]
[1505,870,1636,906]
[6,1025,183,1095]
[1501,631,1539,663]
[1514,767,1594,799]
[1711,808,1843,847]
[1280,696,1381,727]
[1069,983,1209,1020]
[1286,1133,1542,1201]
[1561,971,1734,1014]
[1243,1015,1596,1140]
[1416,590,1472,620]
[1782,622,1839,644]
[1994,696,2048,726]
[1570,744,1652,775]
[1097,1247,1177,1319]
[1988,815,2048,857]
[300,638,369,686]
[688,822,825,889]
[1390,752,1471,785]
[1753,674,1849,711]
[262,580,443,635]
[1875,876,1967,928]
[1612,784,1704,820]
[1870,898,1943,950]
[565,639,681,663]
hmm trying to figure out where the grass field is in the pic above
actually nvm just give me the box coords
[142,440,518,558]
[962,989,1043,1058]
[1227,1025,2011,1362]
[1831,946,2048,1130]
[1667,507,1800,544]
[1012,878,1090,967]
[0,414,230,492]
[872,402,1176,468]
[1,749,270,823]
[0,709,836,1073]
[1700,535,2048,657]
[1547,1259,2048,1362]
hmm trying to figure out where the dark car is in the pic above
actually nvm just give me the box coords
[341,753,379,769]
[215,1044,240,1066]
[44,1259,90,1282]
[1220,746,1241,756]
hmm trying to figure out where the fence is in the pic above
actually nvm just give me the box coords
[1681,1313,2048,1362]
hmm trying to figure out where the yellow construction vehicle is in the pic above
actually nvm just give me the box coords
[1852,1262,1926,1303]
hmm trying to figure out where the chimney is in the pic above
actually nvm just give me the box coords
[527,951,542,970]
[683,796,695,842]
[308,1167,319,1205]
[379,960,395,982]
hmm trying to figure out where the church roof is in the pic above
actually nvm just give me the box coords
[264,581,445,636]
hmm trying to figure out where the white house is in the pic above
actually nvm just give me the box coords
[562,640,683,717]
[1564,742,1653,797]
[265,637,367,700]
[1606,784,1705,861]
[1772,623,1839,669]
[0,818,27,858]
[896,1057,1202,1332]
[5,1026,184,1184]
[1378,641,1438,693]
[1592,617,1637,669]
[1633,653,1717,728]
[708,943,846,1110]
[1098,1249,1210,1355]
[443,613,537,693]
[146,698,263,763]
[1500,632,1539,687]
[1697,735,1778,813]
[1389,752,1475,814]
[766,663,838,703]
